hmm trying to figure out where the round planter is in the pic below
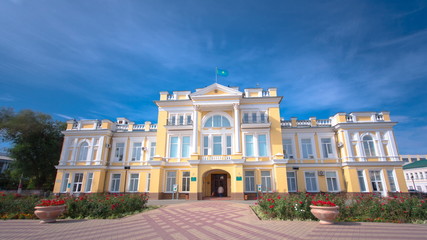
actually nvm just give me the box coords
[310,205,339,225]
[34,205,66,223]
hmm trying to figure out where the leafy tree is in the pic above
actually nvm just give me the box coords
[0,108,66,190]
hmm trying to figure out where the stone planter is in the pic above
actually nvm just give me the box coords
[34,205,66,223]
[310,205,339,225]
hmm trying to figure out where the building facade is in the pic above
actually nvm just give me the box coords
[400,155,427,165]
[403,160,427,192]
[53,83,408,199]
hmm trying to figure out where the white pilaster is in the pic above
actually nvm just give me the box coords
[343,130,353,162]
[354,132,365,161]
[233,104,241,153]
[192,105,199,154]
[375,132,386,161]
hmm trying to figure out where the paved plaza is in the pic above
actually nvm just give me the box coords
[1,201,426,240]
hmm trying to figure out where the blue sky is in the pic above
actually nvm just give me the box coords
[0,0,426,154]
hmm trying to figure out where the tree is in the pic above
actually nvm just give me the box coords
[0,108,66,190]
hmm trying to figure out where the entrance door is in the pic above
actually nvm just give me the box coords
[211,174,227,197]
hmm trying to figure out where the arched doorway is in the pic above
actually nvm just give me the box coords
[202,169,231,198]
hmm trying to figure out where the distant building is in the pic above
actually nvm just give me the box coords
[400,155,427,165]
[403,159,427,192]
[53,83,408,199]
[0,153,12,174]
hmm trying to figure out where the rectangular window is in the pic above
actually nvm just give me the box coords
[72,173,83,193]
[252,113,257,123]
[304,171,318,192]
[261,171,272,192]
[182,172,190,192]
[181,136,190,158]
[85,173,93,192]
[146,173,151,192]
[406,173,409,180]
[402,158,409,162]
[369,170,384,192]
[386,170,397,192]
[226,135,232,155]
[357,170,367,192]
[179,115,184,125]
[321,138,333,158]
[245,171,255,192]
[170,137,179,158]
[283,139,294,158]
[411,158,417,162]
[326,171,339,192]
[186,115,192,125]
[260,112,266,123]
[301,138,313,159]
[203,136,209,155]
[243,113,249,123]
[420,172,424,179]
[171,115,176,125]
[115,143,125,161]
[258,134,267,157]
[149,142,156,160]
[166,171,176,192]
[131,142,142,161]
[61,173,69,193]
[110,174,121,192]
[245,135,254,157]
[287,171,297,192]
[129,173,139,192]
[213,136,222,155]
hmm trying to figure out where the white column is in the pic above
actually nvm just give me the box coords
[343,130,353,162]
[354,132,365,161]
[233,104,241,153]
[386,131,399,161]
[192,105,199,154]
[375,132,386,161]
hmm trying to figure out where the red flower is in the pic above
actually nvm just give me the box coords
[311,200,336,207]
[299,201,303,204]
[269,205,274,209]
[277,196,281,199]
[37,199,65,206]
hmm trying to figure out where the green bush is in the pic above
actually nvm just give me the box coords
[0,192,149,219]
[255,192,427,223]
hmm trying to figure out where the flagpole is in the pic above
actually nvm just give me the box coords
[215,67,218,83]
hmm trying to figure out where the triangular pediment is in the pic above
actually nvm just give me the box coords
[190,83,242,97]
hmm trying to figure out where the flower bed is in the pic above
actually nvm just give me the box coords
[0,192,149,219]
[254,192,427,223]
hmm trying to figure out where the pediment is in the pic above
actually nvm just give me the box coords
[190,83,242,97]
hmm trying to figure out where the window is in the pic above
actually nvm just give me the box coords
[170,137,179,158]
[283,139,294,159]
[326,171,339,192]
[411,158,417,162]
[131,142,142,161]
[115,143,125,161]
[369,170,383,192]
[304,171,318,192]
[203,136,209,155]
[243,113,249,123]
[362,135,376,157]
[182,172,190,192]
[129,173,139,192]
[72,173,83,193]
[260,112,266,123]
[146,173,151,192]
[402,158,409,162]
[321,138,333,158]
[420,172,424,179]
[417,186,422,192]
[181,136,190,158]
[425,172,427,179]
[245,135,254,156]
[61,173,69,193]
[110,174,121,192]
[387,170,397,192]
[406,173,409,180]
[261,171,272,192]
[420,158,426,161]
[226,136,232,155]
[204,115,231,128]
[78,142,89,161]
[301,138,314,159]
[85,173,93,192]
[149,142,156,160]
[168,113,192,126]
[358,170,367,192]
[245,171,255,192]
[258,134,267,157]
[415,173,419,180]
[287,172,297,192]
[213,136,222,155]
[166,171,176,192]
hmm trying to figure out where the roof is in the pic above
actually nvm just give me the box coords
[403,159,427,170]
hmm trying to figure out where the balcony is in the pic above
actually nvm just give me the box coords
[165,119,193,130]
[241,116,271,129]
[201,155,232,160]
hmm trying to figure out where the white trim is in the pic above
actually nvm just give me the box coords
[303,170,319,192]
[109,173,121,193]
[325,170,340,192]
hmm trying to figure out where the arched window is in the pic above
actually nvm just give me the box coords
[362,135,376,157]
[204,115,231,128]
[78,142,89,161]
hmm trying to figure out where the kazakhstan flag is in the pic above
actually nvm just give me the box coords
[216,68,229,76]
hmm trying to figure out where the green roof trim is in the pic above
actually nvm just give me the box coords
[403,159,427,170]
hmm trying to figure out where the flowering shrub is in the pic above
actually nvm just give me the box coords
[311,200,336,207]
[37,199,66,206]
[0,193,149,219]
[254,192,427,223]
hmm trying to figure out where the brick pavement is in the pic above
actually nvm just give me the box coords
[0,201,426,240]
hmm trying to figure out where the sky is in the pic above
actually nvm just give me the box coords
[0,0,426,154]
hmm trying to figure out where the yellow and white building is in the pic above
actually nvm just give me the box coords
[53,83,408,199]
